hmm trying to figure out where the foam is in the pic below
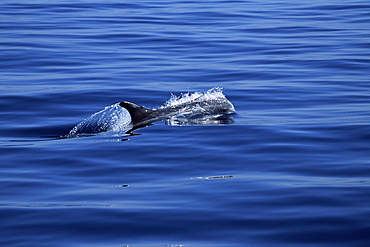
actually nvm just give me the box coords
[160,87,227,109]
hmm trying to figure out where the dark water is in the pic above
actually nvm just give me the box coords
[1,1,370,246]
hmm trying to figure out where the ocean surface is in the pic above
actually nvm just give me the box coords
[1,1,370,246]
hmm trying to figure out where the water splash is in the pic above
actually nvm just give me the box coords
[68,103,131,136]
[160,87,236,126]
[160,87,230,109]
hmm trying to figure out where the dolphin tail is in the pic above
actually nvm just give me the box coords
[119,101,155,125]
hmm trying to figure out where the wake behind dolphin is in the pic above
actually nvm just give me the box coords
[68,87,235,137]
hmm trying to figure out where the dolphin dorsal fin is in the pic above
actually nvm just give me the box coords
[119,101,154,125]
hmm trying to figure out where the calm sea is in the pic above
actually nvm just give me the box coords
[1,1,370,246]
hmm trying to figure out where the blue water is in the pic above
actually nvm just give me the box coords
[1,1,370,246]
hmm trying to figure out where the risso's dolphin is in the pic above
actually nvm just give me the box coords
[68,88,235,136]
[120,95,235,128]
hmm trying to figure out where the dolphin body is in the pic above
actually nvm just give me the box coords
[120,96,235,128]
[68,88,235,136]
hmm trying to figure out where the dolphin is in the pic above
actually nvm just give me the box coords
[67,88,236,136]
[119,96,235,128]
